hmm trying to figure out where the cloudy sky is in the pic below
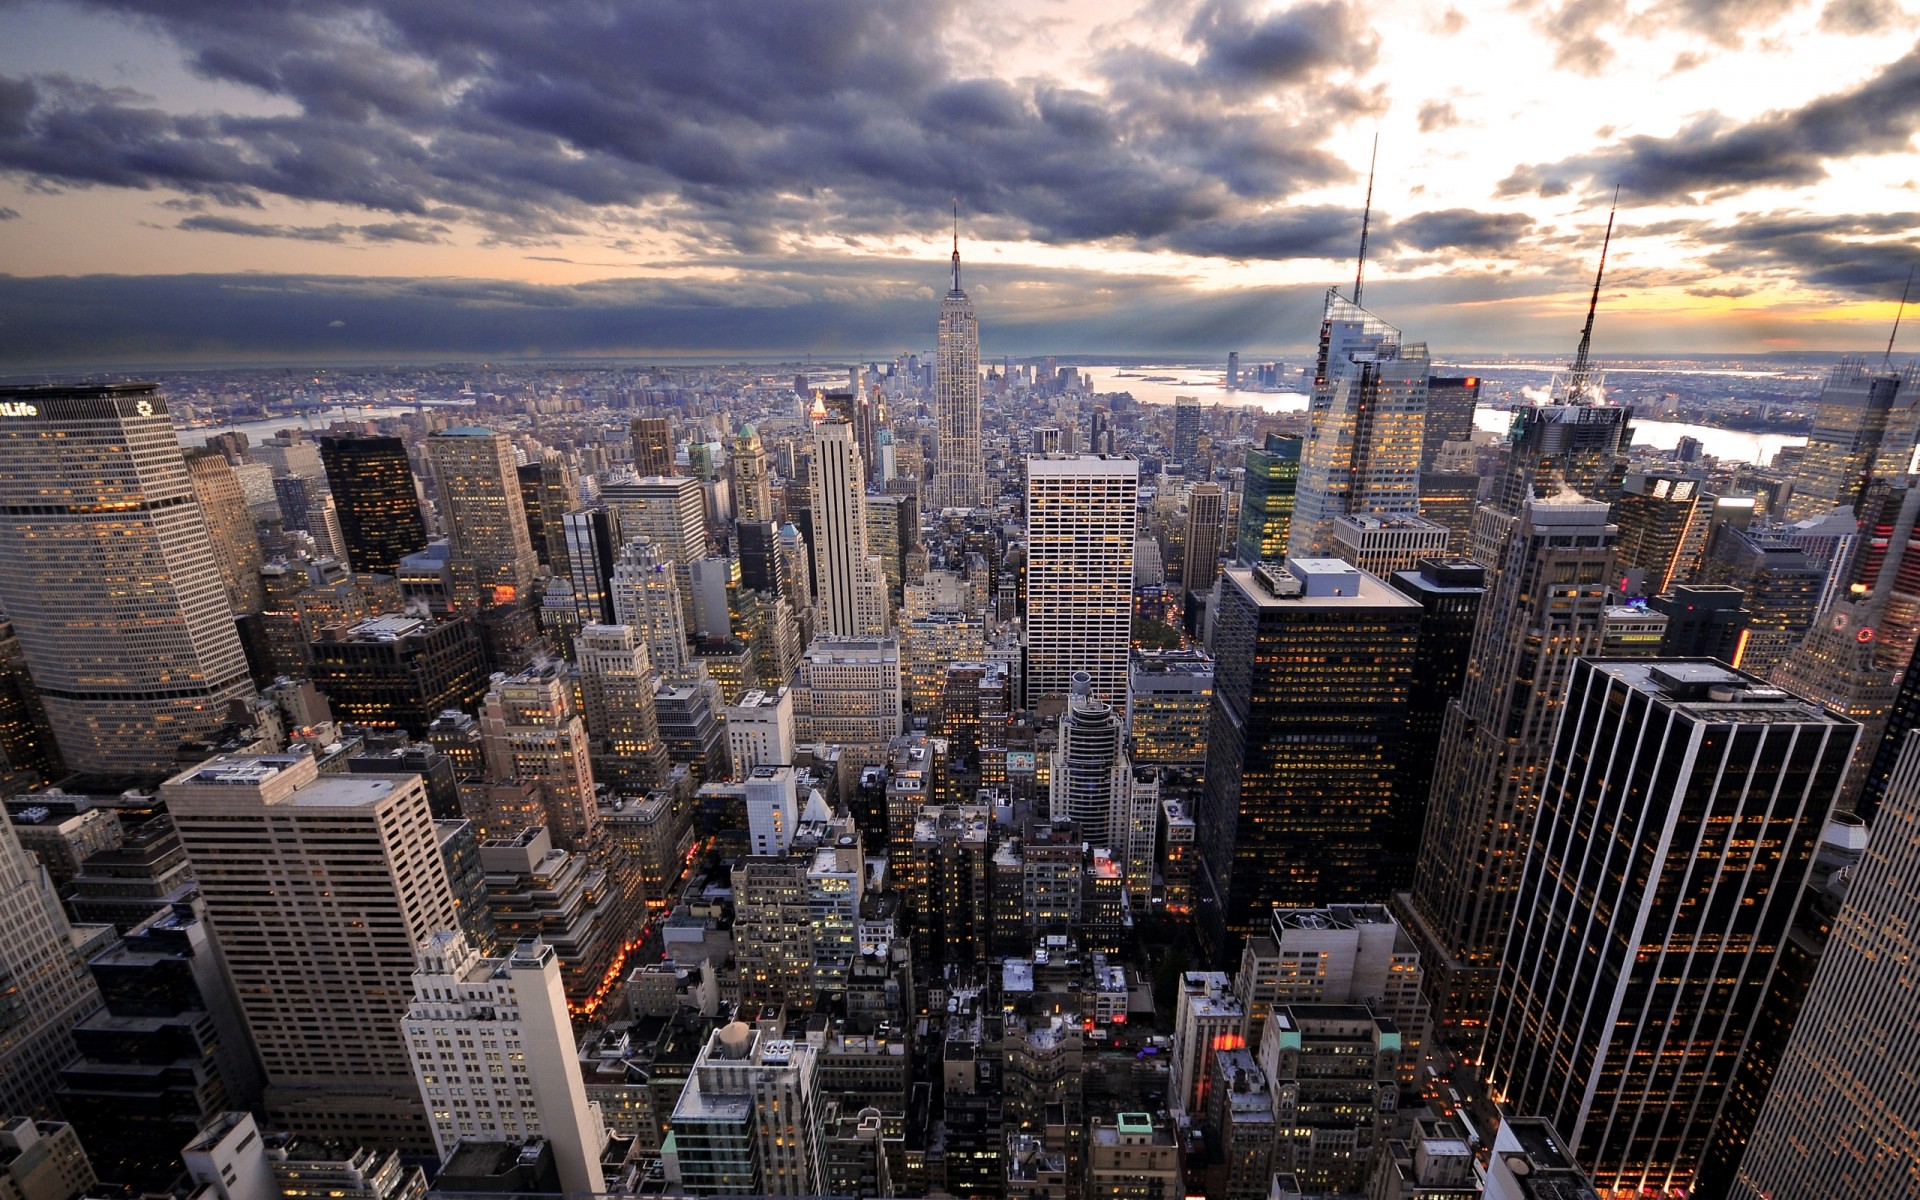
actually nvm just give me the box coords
[0,0,1916,366]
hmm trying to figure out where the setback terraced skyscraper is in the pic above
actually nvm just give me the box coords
[934,225,984,511]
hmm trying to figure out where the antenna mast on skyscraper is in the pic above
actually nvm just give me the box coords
[1565,187,1618,405]
[951,196,961,293]
[1885,266,1914,371]
[1353,134,1378,308]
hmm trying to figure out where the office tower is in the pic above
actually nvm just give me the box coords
[779,521,816,614]
[1421,375,1480,470]
[307,614,489,735]
[425,428,538,612]
[575,623,669,793]
[794,636,901,760]
[1472,407,1632,567]
[1288,293,1430,558]
[305,492,348,564]
[810,418,889,637]
[479,662,598,849]
[934,226,985,510]
[629,416,674,477]
[1769,597,1896,806]
[0,1118,95,1200]
[1784,357,1920,521]
[1386,558,1485,892]
[938,660,1009,793]
[687,555,733,641]
[319,435,427,575]
[732,426,774,524]
[668,1022,821,1196]
[184,449,267,615]
[1199,559,1420,954]
[56,901,263,1190]
[0,384,255,776]
[653,672,727,782]
[906,802,994,974]
[1329,513,1450,578]
[0,815,102,1118]
[0,619,62,794]
[864,492,917,604]
[1260,1006,1399,1193]
[1697,527,1825,676]
[1652,583,1751,661]
[1235,905,1428,1081]
[181,1111,428,1200]
[1611,469,1711,596]
[609,537,690,678]
[271,471,324,535]
[1025,456,1139,706]
[600,473,708,630]
[1128,648,1213,770]
[1483,660,1855,1195]
[725,686,794,773]
[404,932,609,1193]
[1233,433,1302,564]
[1783,503,1862,612]
[1182,483,1226,593]
[1173,396,1203,473]
[477,826,639,1014]
[1402,494,1616,1052]
[1170,971,1245,1116]
[1415,471,1478,544]
[165,752,459,1152]
[735,520,785,599]
[562,505,621,628]
[517,450,577,574]
[1733,731,1920,1197]
[1050,672,1130,852]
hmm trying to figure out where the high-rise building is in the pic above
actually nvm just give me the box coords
[1651,583,1751,662]
[517,450,577,575]
[1769,597,1896,808]
[1182,483,1226,593]
[1288,293,1430,558]
[0,384,256,775]
[1421,375,1481,471]
[1483,660,1855,1195]
[1611,469,1711,597]
[668,1021,823,1196]
[425,428,538,612]
[600,474,708,631]
[0,1119,96,1200]
[404,931,609,1193]
[0,619,62,793]
[575,623,669,793]
[1173,396,1204,474]
[1415,471,1478,545]
[184,448,267,615]
[0,814,102,1118]
[165,752,459,1152]
[1470,404,1632,567]
[609,537,690,678]
[934,229,984,511]
[810,418,889,637]
[1402,494,1616,1053]
[307,614,489,736]
[1785,357,1920,521]
[732,426,775,524]
[1127,648,1213,771]
[1234,433,1302,565]
[562,505,621,628]
[724,686,794,774]
[479,662,598,850]
[1733,729,1920,1198]
[319,435,428,575]
[1199,559,1420,954]
[629,417,674,478]
[1025,456,1138,707]
[1050,672,1131,853]
[1329,513,1451,578]
[1386,558,1485,893]
[1697,527,1826,677]
[1086,1113,1183,1200]
[793,636,901,761]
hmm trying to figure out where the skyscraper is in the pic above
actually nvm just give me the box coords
[1402,494,1616,1053]
[600,473,709,631]
[575,623,669,793]
[517,450,577,575]
[1173,397,1203,474]
[1610,469,1711,597]
[1050,672,1131,852]
[934,224,985,510]
[1234,433,1302,564]
[610,538,690,678]
[1182,483,1226,593]
[561,505,621,628]
[1024,455,1138,707]
[1734,729,1920,1198]
[0,384,255,775]
[1287,293,1430,558]
[1199,559,1420,955]
[810,418,889,638]
[319,435,428,575]
[1386,558,1485,893]
[166,751,458,1152]
[425,428,539,612]
[0,813,102,1117]
[629,416,675,477]
[1784,358,1920,521]
[732,426,775,524]
[479,662,598,850]
[1483,659,1855,1195]
[183,448,267,615]
[1421,375,1481,471]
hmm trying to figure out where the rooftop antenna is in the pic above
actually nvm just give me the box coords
[1565,186,1618,405]
[1352,134,1378,308]
[1884,265,1914,371]
[951,197,962,293]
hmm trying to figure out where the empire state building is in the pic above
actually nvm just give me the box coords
[935,220,985,510]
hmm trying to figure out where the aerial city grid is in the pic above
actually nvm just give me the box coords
[0,2,1917,1200]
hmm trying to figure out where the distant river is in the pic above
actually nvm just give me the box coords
[171,401,475,446]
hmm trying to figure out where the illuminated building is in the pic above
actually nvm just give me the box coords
[165,752,457,1153]
[1198,560,1419,955]
[1386,559,1483,892]
[794,636,901,764]
[628,416,674,478]
[1697,527,1825,676]
[934,225,985,510]
[900,610,984,715]
[0,384,255,776]
[1329,513,1450,578]
[1158,798,1196,918]
[1288,293,1430,558]
[1024,455,1138,707]
[307,614,488,736]
[561,505,620,628]
[810,418,889,637]
[725,686,794,774]
[403,932,608,1193]
[0,619,63,793]
[1769,597,1896,808]
[184,448,267,615]
[1126,648,1212,771]
[1182,483,1226,593]
[938,660,1008,794]
[1651,583,1750,661]
[1416,471,1478,545]
[1470,404,1632,567]
[1734,729,1920,1198]
[667,1022,823,1197]
[1401,494,1615,1054]
[864,492,917,605]
[610,537,690,679]
[1784,357,1920,522]
[425,428,538,612]
[1482,660,1855,1195]
[1610,469,1711,596]
[1170,971,1244,1117]
[731,426,774,524]
[575,623,669,793]
[1234,433,1301,564]
[319,435,427,576]
[477,826,637,1016]
[1421,375,1481,470]
[1086,1114,1182,1200]
[517,450,577,575]
[479,661,598,850]
[1049,672,1131,854]
[0,814,102,1118]
[600,474,708,631]
[1260,1006,1399,1194]
[1173,396,1203,475]
[1599,602,1667,657]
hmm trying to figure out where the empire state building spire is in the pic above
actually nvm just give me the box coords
[935,204,985,510]
[951,197,962,294]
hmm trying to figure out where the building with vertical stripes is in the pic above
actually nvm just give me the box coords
[1024,455,1138,707]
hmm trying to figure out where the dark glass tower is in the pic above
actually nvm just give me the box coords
[1233,433,1302,564]
[1386,558,1485,892]
[1421,375,1481,470]
[319,434,428,575]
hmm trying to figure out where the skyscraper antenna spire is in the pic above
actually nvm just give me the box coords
[951,197,961,293]
[1885,265,1914,371]
[1353,134,1378,307]
[1565,187,1618,405]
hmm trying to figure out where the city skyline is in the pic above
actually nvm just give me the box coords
[1,1,1917,366]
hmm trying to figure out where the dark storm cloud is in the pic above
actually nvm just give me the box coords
[1688,211,1920,290]
[1500,41,1920,202]
[1392,209,1536,253]
[0,0,1379,256]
